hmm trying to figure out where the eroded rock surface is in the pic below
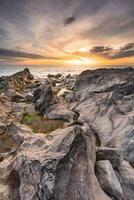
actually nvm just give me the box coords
[0,67,134,199]
[96,160,123,200]
[71,67,134,199]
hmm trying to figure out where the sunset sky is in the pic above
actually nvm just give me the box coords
[0,0,134,66]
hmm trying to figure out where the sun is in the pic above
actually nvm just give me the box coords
[66,57,98,65]
[78,48,89,53]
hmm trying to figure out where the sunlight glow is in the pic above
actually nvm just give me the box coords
[78,48,89,53]
[66,57,98,65]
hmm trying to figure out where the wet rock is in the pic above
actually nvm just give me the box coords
[96,160,123,200]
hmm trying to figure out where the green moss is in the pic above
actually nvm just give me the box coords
[21,113,33,125]
[21,113,64,134]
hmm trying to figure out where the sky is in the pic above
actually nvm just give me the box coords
[0,0,134,66]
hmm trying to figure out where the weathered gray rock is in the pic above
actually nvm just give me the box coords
[96,160,123,200]
[33,81,58,114]
[8,124,111,200]
[72,67,134,198]
[47,103,75,122]
[118,161,134,200]
[96,147,123,168]
[1,67,134,199]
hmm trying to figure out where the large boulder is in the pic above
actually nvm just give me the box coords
[118,161,134,200]
[7,124,111,200]
[96,160,123,200]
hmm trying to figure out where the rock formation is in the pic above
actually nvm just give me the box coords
[0,67,134,200]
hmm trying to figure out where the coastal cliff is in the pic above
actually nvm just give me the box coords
[0,67,134,200]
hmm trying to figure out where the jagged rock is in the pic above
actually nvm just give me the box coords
[33,81,58,114]
[55,73,62,78]
[33,80,74,122]
[63,90,74,103]
[47,103,75,122]
[123,129,134,167]
[118,161,134,200]
[0,122,6,135]
[12,92,33,103]
[8,124,111,200]
[74,67,134,92]
[96,160,123,200]
[0,151,16,200]
[72,67,134,198]
[0,68,33,97]
[96,147,123,168]
[6,122,33,146]
[0,94,12,124]
[1,67,134,199]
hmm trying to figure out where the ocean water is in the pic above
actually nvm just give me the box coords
[0,65,82,78]
[0,64,133,78]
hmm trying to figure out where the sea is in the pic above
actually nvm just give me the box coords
[0,64,133,78]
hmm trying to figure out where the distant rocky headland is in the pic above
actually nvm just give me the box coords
[0,67,134,200]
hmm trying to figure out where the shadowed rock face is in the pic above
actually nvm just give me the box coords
[0,67,134,200]
[33,80,75,122]
[33,81,58,114]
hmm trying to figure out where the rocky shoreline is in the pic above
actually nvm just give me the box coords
[0,67,134,200]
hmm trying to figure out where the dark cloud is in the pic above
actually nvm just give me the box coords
[90,46,112,54]
[90,43,134,59]
[120,43,134,51]
[111,43,134,59]
[64,16,76,25]
[0,28,7,37]
[111,50,134,59]
[0,48,45,59]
